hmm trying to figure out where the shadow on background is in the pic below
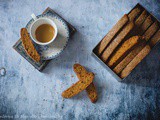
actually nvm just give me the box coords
[0,96,16,119]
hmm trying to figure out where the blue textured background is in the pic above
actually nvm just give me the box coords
[0,0,160,119]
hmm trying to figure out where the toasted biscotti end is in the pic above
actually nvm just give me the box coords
[73,64,87,74]
[20,28,40,62]
[86,83,98,103]
[62,72,94,98]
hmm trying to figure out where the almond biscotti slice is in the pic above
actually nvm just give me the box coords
[113,22,159,74]
[119,28,160,78]
[107,36,144,68]
[101,22,134,62]
[96,14,129,55]
[128,7,142,21]
[135,10,148,26]
[143,22,159,42]
[149,30,160,47]
[120,28,160,78]
[113,41,146,74]
[139,15,154,35]
[20,28,40,62]
[73,64,98,103]
[120,45,151,78]
[62,72,94,98]
[130,10,149,36]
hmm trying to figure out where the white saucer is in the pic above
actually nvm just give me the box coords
[26,13,70,60]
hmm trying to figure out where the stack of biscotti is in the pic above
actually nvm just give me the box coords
[94,4,160,79]
[62,64,98,103]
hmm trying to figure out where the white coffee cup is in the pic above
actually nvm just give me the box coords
[30,14,58,46]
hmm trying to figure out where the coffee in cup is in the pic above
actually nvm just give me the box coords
[35,24,55,43]
[30,14,58,46]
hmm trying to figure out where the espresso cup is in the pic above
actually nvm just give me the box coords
[30,14,58,46]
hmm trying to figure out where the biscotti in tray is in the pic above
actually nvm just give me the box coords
[92,3,160,81]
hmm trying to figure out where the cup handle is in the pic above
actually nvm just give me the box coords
[31,13,37,21]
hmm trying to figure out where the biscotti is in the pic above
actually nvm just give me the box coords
[62,72,94,98]
[128,7,142,21]
[113,22,159,75]
[143,22,159,41]
[129,15,153,37]
[135,10,148,26]
[101,22,134,62]
[107,36,144,68]
[128,10,149,37]
[120,45,151,78]
[20,28,40,62]
[139,15,153,35]
[149,30,160,47]
[113,41,146,74]
[73,64,98,103]
[118,27,160,78]
[96,14,129,55]
[85,83,97,103]
[93,4,160,80]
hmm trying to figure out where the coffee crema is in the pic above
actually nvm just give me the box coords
[35,24,55,43]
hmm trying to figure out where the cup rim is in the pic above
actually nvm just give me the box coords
[30,17,58,46]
